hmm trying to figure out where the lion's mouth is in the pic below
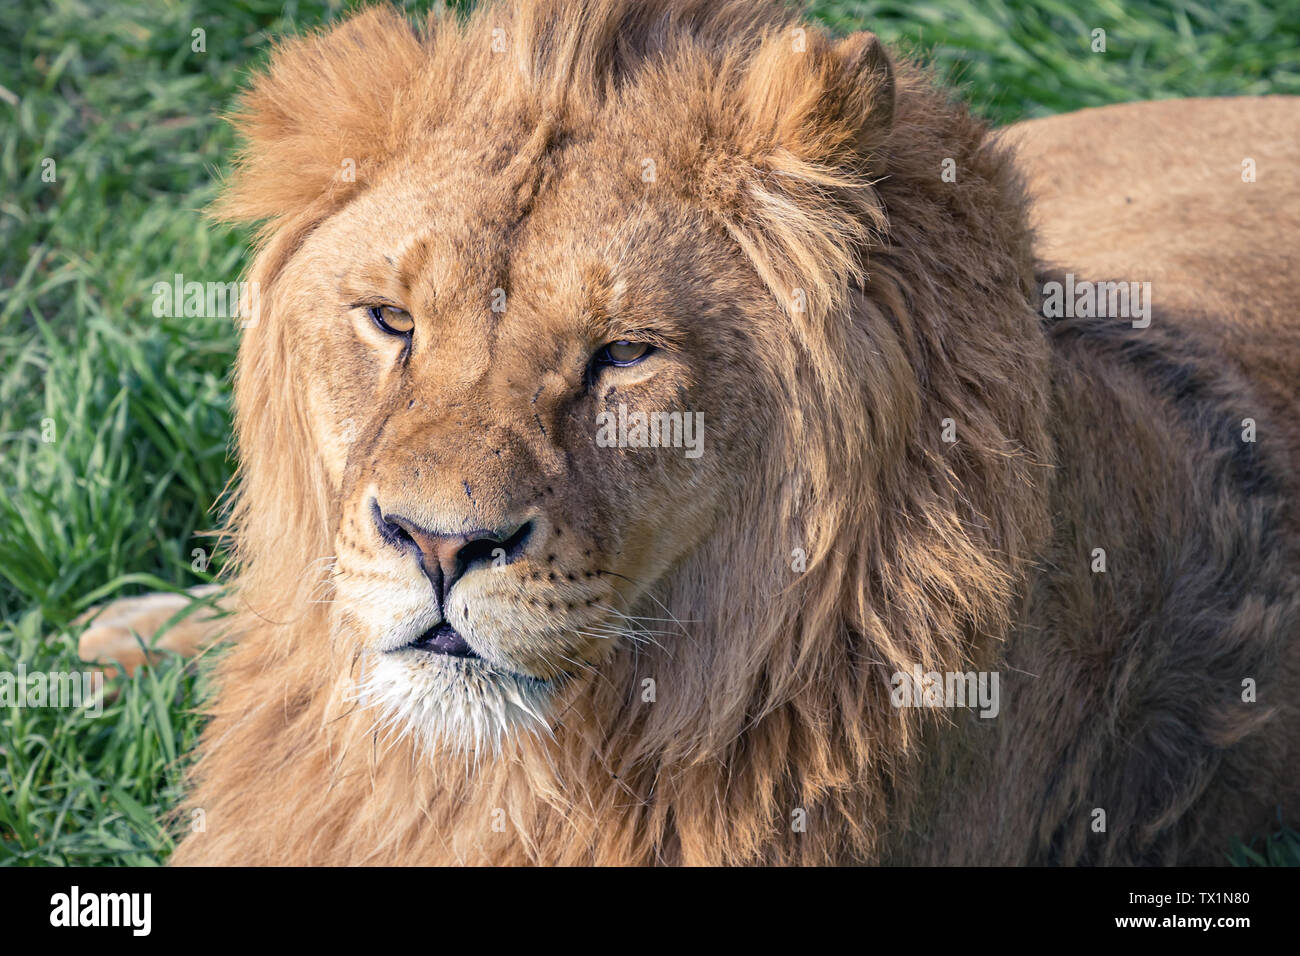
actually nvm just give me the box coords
[406,622,478,658]
[385,621,572,688]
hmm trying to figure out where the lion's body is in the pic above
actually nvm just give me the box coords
[83,1,1296,865]
[901,99,1300,864]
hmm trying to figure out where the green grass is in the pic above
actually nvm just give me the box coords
[2,0,1298,866]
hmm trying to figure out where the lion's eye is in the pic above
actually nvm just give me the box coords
[596,340,652,367]
[368,305,414,337]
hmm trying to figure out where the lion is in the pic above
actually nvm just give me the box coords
[74,0,1300,865]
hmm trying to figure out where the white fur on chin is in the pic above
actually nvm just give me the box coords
[353,649,556,756]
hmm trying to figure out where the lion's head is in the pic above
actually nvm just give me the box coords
[181,0,1052,865]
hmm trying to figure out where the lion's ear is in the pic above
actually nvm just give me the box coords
[735,27,894,174]
[831,31,895,167]
[214,6,428,226]
[713,28,894,327]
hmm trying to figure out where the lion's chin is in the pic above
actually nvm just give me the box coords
[353,647,556,755]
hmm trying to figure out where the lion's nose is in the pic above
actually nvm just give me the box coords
[373,503,533,604]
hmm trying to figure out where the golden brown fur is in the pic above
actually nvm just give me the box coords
[91,0,1298,864]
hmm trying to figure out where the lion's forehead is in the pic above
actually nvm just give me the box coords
[310,119,709,298]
